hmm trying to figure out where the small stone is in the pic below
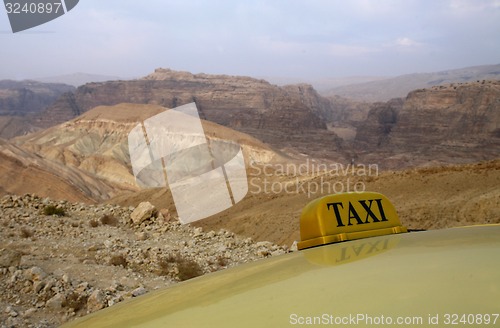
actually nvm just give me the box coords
[27,266,47,282]
[9,270,23,284]
[33,280,45,293]
[136,232,148,241]
[62,274,70,284]
[23,308,36,317]
[87,289,106,313]
[42,279,55,293]
[46,293,65,310]
[131,287,147,297]
[75,282,89,294]
[159,208,171,222]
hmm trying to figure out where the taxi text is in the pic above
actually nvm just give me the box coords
[326,199,388,227]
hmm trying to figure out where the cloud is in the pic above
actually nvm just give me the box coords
[448,0,500,12]
[395,37,422,47]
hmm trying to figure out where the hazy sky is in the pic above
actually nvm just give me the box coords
[1,0,499,80]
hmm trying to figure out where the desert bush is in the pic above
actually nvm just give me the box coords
[177,257,203,281]
[217,255,228,267]
[63,292,88,312]
[89,219,99,228]
[109,255,128,268]
[157,258,170,277]
[43,205,65,217]
[100,214,119,226]
[158,252,204,281]
[20,227,34,238]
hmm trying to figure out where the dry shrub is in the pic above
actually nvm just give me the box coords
[89,219,99,228]
[20,227,34,238]
[157,252,204,281]
[157,258,170,277]
[109,255,128,268]
[43,205,65,217]
[177,257,204,281]
[63,292,88,312]
[100,214,119,226]
[217,255,228,267]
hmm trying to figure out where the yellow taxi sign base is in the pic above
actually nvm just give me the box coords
[298,192,407,250]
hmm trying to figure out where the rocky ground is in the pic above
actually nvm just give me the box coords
[0,194,290,327]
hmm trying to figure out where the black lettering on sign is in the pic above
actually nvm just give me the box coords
[326,199,389,227]
[347,202,364,226]
[326,202,345,227]
[374,199,389,222]
[358,199,389,223]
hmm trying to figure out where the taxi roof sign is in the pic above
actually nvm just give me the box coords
[298,192,407,250]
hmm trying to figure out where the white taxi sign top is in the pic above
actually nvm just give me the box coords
[298,192,407,250]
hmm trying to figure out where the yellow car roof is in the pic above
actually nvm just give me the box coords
[62,224,500,328]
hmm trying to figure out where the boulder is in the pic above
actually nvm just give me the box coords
[130,202,156,225]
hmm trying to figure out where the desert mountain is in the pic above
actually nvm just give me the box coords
[325,63,500,101]
[12,103,285,202]
[354,80,500,168]
[322,95,373,141]
[0,80,74,116]
[0,80,74,138]
[3,68,499,173]
[33,68,346,161]
[0,139,114,203]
